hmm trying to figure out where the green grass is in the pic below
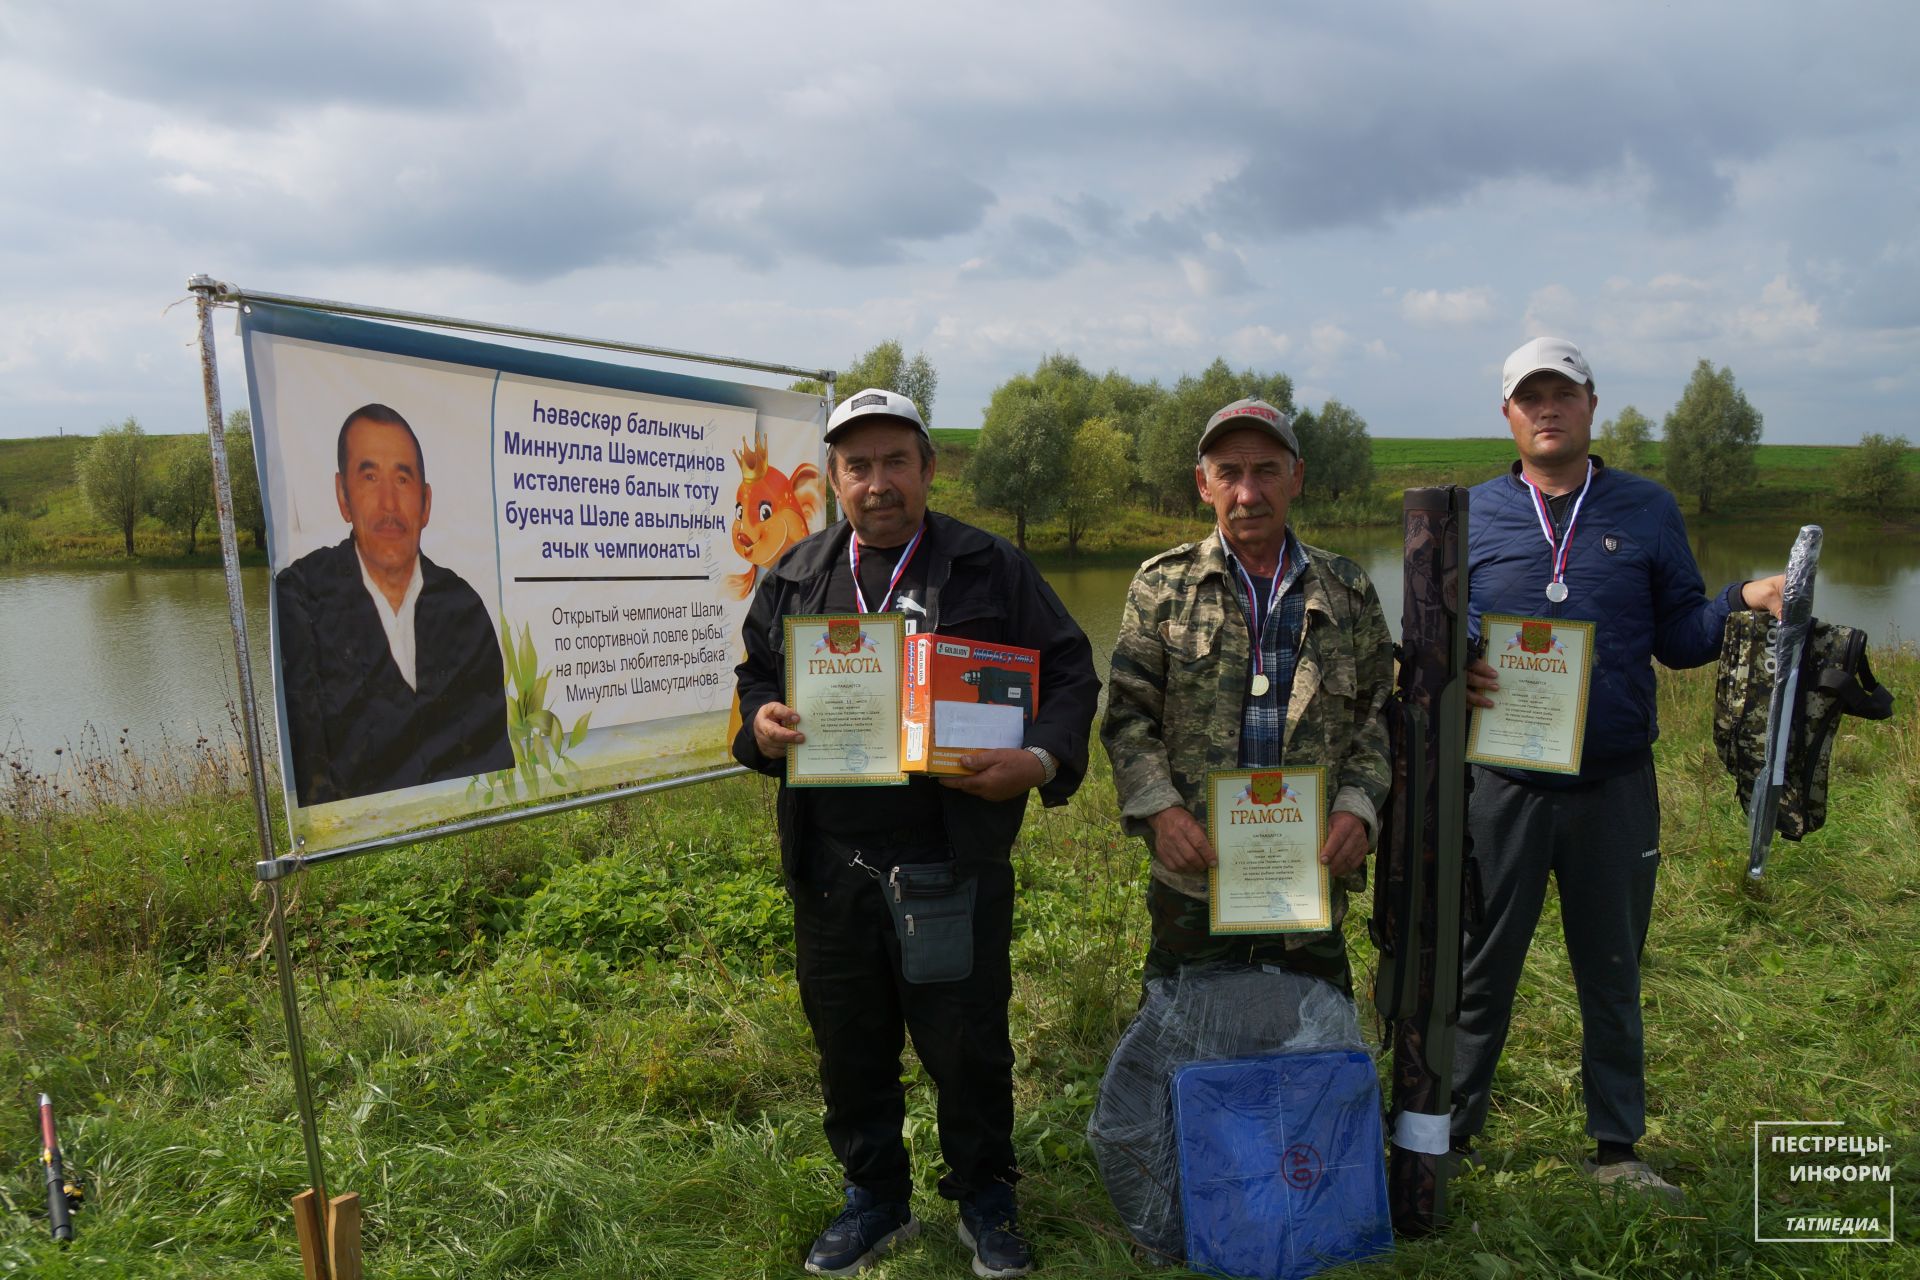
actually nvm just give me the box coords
[0,436,89,516]
[3,647,1916,1275]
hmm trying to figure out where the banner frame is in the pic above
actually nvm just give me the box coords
[188,274,836,1277]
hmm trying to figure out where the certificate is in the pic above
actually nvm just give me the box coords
[784,614,907,787]
[1205,767,1331,934]
[1466,614,1595,775]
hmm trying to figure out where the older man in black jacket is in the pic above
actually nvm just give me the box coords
[733,389,1098,1278]
[276,403,512,806]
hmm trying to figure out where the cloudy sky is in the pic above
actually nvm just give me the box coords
[2,1,1914,444]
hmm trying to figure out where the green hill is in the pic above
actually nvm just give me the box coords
[0,434,89,516]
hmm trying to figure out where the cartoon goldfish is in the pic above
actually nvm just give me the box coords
[727,438,824,599]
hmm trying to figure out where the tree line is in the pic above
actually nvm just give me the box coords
[793,342,1377,551]
[73,412,265,556]
[51,349,1914,563]
[809,343,1914,550]
[1596,359,1912,516]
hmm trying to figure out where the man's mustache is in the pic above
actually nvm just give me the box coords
[860,493,903,512]
[1226,503,1273,521]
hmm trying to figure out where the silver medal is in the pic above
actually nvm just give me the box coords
[1251,673,1271,697]
[1545,581,1569,603]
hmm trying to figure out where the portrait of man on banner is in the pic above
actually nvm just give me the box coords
[274,402,513,806]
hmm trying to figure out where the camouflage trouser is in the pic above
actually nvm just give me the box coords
[1142,877,1353,999]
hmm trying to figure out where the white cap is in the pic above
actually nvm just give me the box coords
[825,388,929,443]
[1501,337,1594,401]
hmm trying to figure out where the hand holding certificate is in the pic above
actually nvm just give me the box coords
[783,613,907,786]
[1466,614,1595,775]
[1205,767,1331,934]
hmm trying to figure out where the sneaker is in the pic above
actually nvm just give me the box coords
[804,1188,919,1276]
[1582,1157,1684,1205]
[958,1184,1032,1279]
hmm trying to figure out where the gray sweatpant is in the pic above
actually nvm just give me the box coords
[1451,760,1661,1146]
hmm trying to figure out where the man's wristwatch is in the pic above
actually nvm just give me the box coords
[1025,745,1059,785]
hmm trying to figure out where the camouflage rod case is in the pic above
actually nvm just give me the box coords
[1715,613,1894,843]
[1371,485,1472,1238]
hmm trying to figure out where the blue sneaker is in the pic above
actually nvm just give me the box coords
[957,1184,1032,1278]
[804,1187,918,1276]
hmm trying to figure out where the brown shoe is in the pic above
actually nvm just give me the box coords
[1582,1157,1683,1205]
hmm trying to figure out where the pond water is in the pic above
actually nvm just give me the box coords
[1039,520,1919,679]
[2,521,1912,771]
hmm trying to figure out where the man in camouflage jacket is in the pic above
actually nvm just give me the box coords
[1102,398,1394,995]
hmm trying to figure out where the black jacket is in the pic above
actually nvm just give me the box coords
[276,537,514,806]
[732,511,1100,891]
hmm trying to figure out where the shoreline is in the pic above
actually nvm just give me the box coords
[5,507,1915,572]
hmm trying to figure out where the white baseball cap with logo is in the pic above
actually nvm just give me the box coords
[824,387,930,443]
[1501,337,1594,401]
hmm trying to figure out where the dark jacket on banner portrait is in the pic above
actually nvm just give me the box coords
[276,537,514,806]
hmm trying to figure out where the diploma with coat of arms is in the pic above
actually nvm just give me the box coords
[1205,766,1331,934]
[1465,613,1596,775]
[783,613,908,786]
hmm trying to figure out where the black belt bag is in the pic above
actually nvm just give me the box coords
[884,860,977,984]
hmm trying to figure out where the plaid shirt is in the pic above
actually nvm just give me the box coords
[1225,527,1308,769]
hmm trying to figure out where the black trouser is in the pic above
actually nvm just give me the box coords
[1451,761,1662,1146]
[793,837,1018,1204]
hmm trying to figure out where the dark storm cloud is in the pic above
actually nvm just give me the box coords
[1195,58,1756,237]
[3,0,510,115]
[712,167,997,268]
[961,215,1081,280]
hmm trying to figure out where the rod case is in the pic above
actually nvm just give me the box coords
[1370,486,1473,1237]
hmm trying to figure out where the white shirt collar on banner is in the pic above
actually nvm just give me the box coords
[356,553,425,691]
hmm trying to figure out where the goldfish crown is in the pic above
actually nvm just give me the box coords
[735,438,768,482]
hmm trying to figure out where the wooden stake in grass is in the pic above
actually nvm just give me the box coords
[292,1188,363,1280]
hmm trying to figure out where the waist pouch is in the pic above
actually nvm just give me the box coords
[884,860,977,984]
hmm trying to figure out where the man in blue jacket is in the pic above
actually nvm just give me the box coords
[1454,338,1782,1198]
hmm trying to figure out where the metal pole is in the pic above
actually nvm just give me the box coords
[194,278,834,384]
[190,279,333,1264]
[824,375,838,524]
[255,763,748,879]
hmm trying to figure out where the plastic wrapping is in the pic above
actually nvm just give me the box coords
[1174,1050,1392,1279]
[1086,964,1365,1261]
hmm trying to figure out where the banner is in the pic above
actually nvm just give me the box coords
[240,304,826,851]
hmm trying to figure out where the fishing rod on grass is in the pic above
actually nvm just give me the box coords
[39,1092,82,1242]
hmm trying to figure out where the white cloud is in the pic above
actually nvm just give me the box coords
[1732,275,1822,345]
[1400,286,1493,328]
[1225,325,1293,361]
[1,2,1917,442]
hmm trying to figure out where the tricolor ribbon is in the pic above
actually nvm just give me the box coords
[1520,459,1593,598]
[1226,537,1288,693]
[850,523,926,614]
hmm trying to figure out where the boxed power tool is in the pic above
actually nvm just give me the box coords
[901,633,1040,774]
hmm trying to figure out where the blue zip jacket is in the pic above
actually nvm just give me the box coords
[1468,459,1745,784]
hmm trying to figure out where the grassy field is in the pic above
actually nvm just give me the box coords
[934,432,1920,555]
[2,650,1915,1276]
[0,434,265,565]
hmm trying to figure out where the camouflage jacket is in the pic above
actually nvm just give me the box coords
[1101,529,1395,936]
